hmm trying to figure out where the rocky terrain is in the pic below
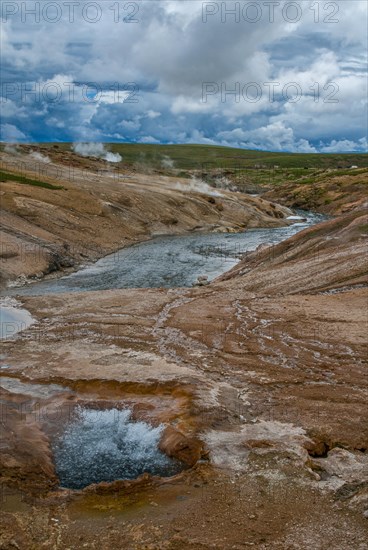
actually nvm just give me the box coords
[0,148,367,549]
[0,147,290,289]
[263,168,368,215]
[219,208,368,293]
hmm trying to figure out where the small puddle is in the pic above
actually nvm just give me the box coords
[52,406,184,490]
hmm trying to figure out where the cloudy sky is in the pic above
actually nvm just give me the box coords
[1,0,367,152]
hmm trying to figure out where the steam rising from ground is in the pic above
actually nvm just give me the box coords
[3,144,21,155]
[53,407,182,489]
[29,151,51,163]
[214,176,237,192]
[174,176,223,197]
[72,142,122,163]
[161,155,175,169]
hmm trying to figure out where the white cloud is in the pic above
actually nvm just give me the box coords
[218,122,318,152]
[1,0,366,151]
[139,136,160,144]
[320,138,368,153]
[146,110,161,119]
[0,124,27,141]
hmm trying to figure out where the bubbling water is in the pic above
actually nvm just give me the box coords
[52,406,183,489]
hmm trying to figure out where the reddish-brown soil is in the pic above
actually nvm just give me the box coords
[0,150,367,549]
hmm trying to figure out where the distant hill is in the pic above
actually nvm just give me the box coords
[2,142,367,171]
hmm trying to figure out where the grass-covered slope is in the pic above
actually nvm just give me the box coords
[2,142,367,171]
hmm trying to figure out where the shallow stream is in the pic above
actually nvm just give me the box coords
[4,211,324,296]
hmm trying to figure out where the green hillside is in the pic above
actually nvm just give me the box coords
[11,142,367,171]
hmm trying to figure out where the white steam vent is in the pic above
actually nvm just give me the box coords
[174,176,223,197]
[161,155,175,169]
[29,151,51,163]
[72,142,122,163]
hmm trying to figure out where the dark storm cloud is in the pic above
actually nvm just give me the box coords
[1,0,367,151]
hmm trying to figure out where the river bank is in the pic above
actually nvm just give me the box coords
[2,211,323,297]
[0,149,291,289]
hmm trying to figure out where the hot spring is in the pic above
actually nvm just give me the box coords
[52,406,184,490]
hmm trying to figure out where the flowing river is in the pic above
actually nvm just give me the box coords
[3,210,325,297]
